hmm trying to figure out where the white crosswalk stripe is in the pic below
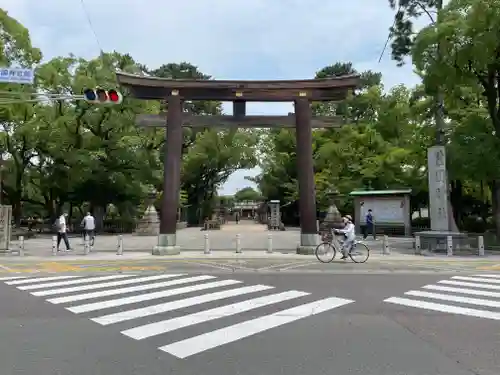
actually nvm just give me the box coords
[384,273,500,321]
[0,273,353,359]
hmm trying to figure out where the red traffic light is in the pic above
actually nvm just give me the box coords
[108,89,122,103]
[82,88,122,104]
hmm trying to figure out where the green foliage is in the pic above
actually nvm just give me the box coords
[234,187,262,202]
[387,0,440,66]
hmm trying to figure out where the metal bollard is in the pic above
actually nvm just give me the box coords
[117,235,123,255]
[415,235,421,254]
[204,233,210,254]
[478,235,485,256]
[18,236,24,256]
[447,236,453,256]
[316,220,320,232]
[52,235,58,255]
[267,233,273,253]
[382,235,390,255]
[83,235,90,255]
[235,234,242,253]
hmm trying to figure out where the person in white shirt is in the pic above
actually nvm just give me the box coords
[81,212,96,242]
[334,215,356,259]
[56,213,72,251]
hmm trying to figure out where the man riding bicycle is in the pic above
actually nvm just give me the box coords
[334,215,356,260]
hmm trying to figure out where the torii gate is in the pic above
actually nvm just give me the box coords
[116,72,360,255]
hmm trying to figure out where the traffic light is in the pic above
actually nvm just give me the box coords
[83,88,123,104]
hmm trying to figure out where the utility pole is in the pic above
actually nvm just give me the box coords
[435,0,446,147]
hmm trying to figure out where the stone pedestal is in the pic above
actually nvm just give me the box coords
[296,233,318,255]
[134,205,159,236]
[415,230,468,253]
[152,233,180,255]
[0,205,12,254]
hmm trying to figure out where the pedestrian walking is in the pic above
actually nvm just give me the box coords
[363,209,376,240]
[55,213,72,251]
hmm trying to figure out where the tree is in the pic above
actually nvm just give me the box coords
[257,62,429,224]
[412,0,500,235]
[0,9,42,223]
[387,0,439,66]
[234,187,262,202]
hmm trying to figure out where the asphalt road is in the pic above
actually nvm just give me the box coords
[0,271,499,375]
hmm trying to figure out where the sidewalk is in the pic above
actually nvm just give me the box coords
[1,249,499,263]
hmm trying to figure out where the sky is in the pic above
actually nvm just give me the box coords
[1,0,422,195]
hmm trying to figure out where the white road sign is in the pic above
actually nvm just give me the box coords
[0,68,34,84]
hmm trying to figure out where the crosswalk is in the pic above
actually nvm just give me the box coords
[0,274,353,359]
[384,274,500,321]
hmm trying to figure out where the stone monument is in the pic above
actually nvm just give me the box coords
[415,146,466,252]
[0,205,12,253]
[134,188,159,236]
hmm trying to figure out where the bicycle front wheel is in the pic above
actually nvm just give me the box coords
[349,242,370,263]
[315,242,336,263]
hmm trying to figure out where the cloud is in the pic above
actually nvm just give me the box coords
[1,0,423,195]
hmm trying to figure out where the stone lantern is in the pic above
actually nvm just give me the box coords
[320,187,345,231]
[134,186,160,236]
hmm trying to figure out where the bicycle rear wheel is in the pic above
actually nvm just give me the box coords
[315,242,336,263]
[349,242,370,263]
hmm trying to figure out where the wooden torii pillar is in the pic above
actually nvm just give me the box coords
[116,73,360,255]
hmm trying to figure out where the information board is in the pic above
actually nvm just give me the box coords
[359,198,405,224]
[0,68,34,84]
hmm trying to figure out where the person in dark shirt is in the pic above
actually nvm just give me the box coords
[363,209,376,240]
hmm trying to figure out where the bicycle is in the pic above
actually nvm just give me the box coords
[315,229,370,263]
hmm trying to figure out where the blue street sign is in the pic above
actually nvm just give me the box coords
[0,68,34,84]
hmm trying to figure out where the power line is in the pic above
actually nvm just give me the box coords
[378,6,401,63]
[79,0,104,56]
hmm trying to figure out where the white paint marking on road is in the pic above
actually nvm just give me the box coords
[5,275,82,285]
[279,261,319,271]
[405,290,500,308]
[257,261,318,271]
[256,261,309,271]
[67,279,242,314]
[423,284,500,298]
[438,280,500,290]
[31,274,183,296]
[187,261,234,271]
[95,284,275,326]
[0,276,27,281]
[472,274,500,279]
[0,264,14,272]
[451,276,500,284]
[159,296,354,359]
[123,290,309,340]
[17,274,133,290]
[47,275,215,304]
[384,297,500,320]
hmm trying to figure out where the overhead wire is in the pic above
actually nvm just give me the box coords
[80,0,104,56]
[378,5,401,63]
